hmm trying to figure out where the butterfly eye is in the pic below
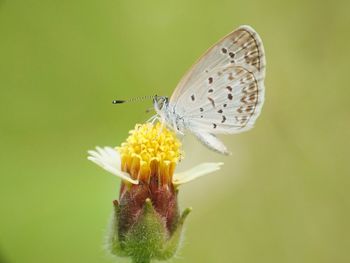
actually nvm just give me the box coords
[159,100,165,109]
[155,96,168,110]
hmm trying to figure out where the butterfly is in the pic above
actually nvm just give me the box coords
[115,25,266,155]
[150,25,266,155]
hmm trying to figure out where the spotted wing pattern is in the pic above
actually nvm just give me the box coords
[170,25,265,134]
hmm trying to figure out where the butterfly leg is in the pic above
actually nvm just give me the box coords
[157,118,166,136]
[146,115,158,124]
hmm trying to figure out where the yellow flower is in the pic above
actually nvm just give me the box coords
[87,123,223,262]
[118,122,181,184]
[88,123,223,186]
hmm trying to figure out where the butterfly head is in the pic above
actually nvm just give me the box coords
[153,95,169,115]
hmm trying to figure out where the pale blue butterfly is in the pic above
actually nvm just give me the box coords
[115,25,266,155]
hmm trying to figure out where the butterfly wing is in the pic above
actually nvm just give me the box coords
[180,64,264,134]
[190,129,231,155]
[170,25,265,135]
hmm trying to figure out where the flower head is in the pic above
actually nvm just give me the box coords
[118,122,182,184]
[88,123,223,262]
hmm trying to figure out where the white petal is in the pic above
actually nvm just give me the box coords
[172,162,224,185]
[87,146,138,184]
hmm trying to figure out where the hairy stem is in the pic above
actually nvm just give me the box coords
[132,257,151,263]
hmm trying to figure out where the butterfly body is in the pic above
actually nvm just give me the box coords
[153,25,266,155]
[153,95,185,134]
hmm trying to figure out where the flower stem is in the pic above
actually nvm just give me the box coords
[132,257,151,263]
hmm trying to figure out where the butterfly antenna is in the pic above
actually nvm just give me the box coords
[112,95,156,104]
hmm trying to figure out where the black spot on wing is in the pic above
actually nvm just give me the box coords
[208,97,215,108]
[221,116,226,123]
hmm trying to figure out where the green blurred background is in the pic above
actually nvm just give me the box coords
[0,0,349,262]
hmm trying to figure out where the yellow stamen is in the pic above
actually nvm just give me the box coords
[117,123,182,184]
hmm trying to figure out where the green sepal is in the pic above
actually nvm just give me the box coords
[106,198,191,263]
[106,200,128,257]
[156,207,192,260]
[123,198,166,262]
